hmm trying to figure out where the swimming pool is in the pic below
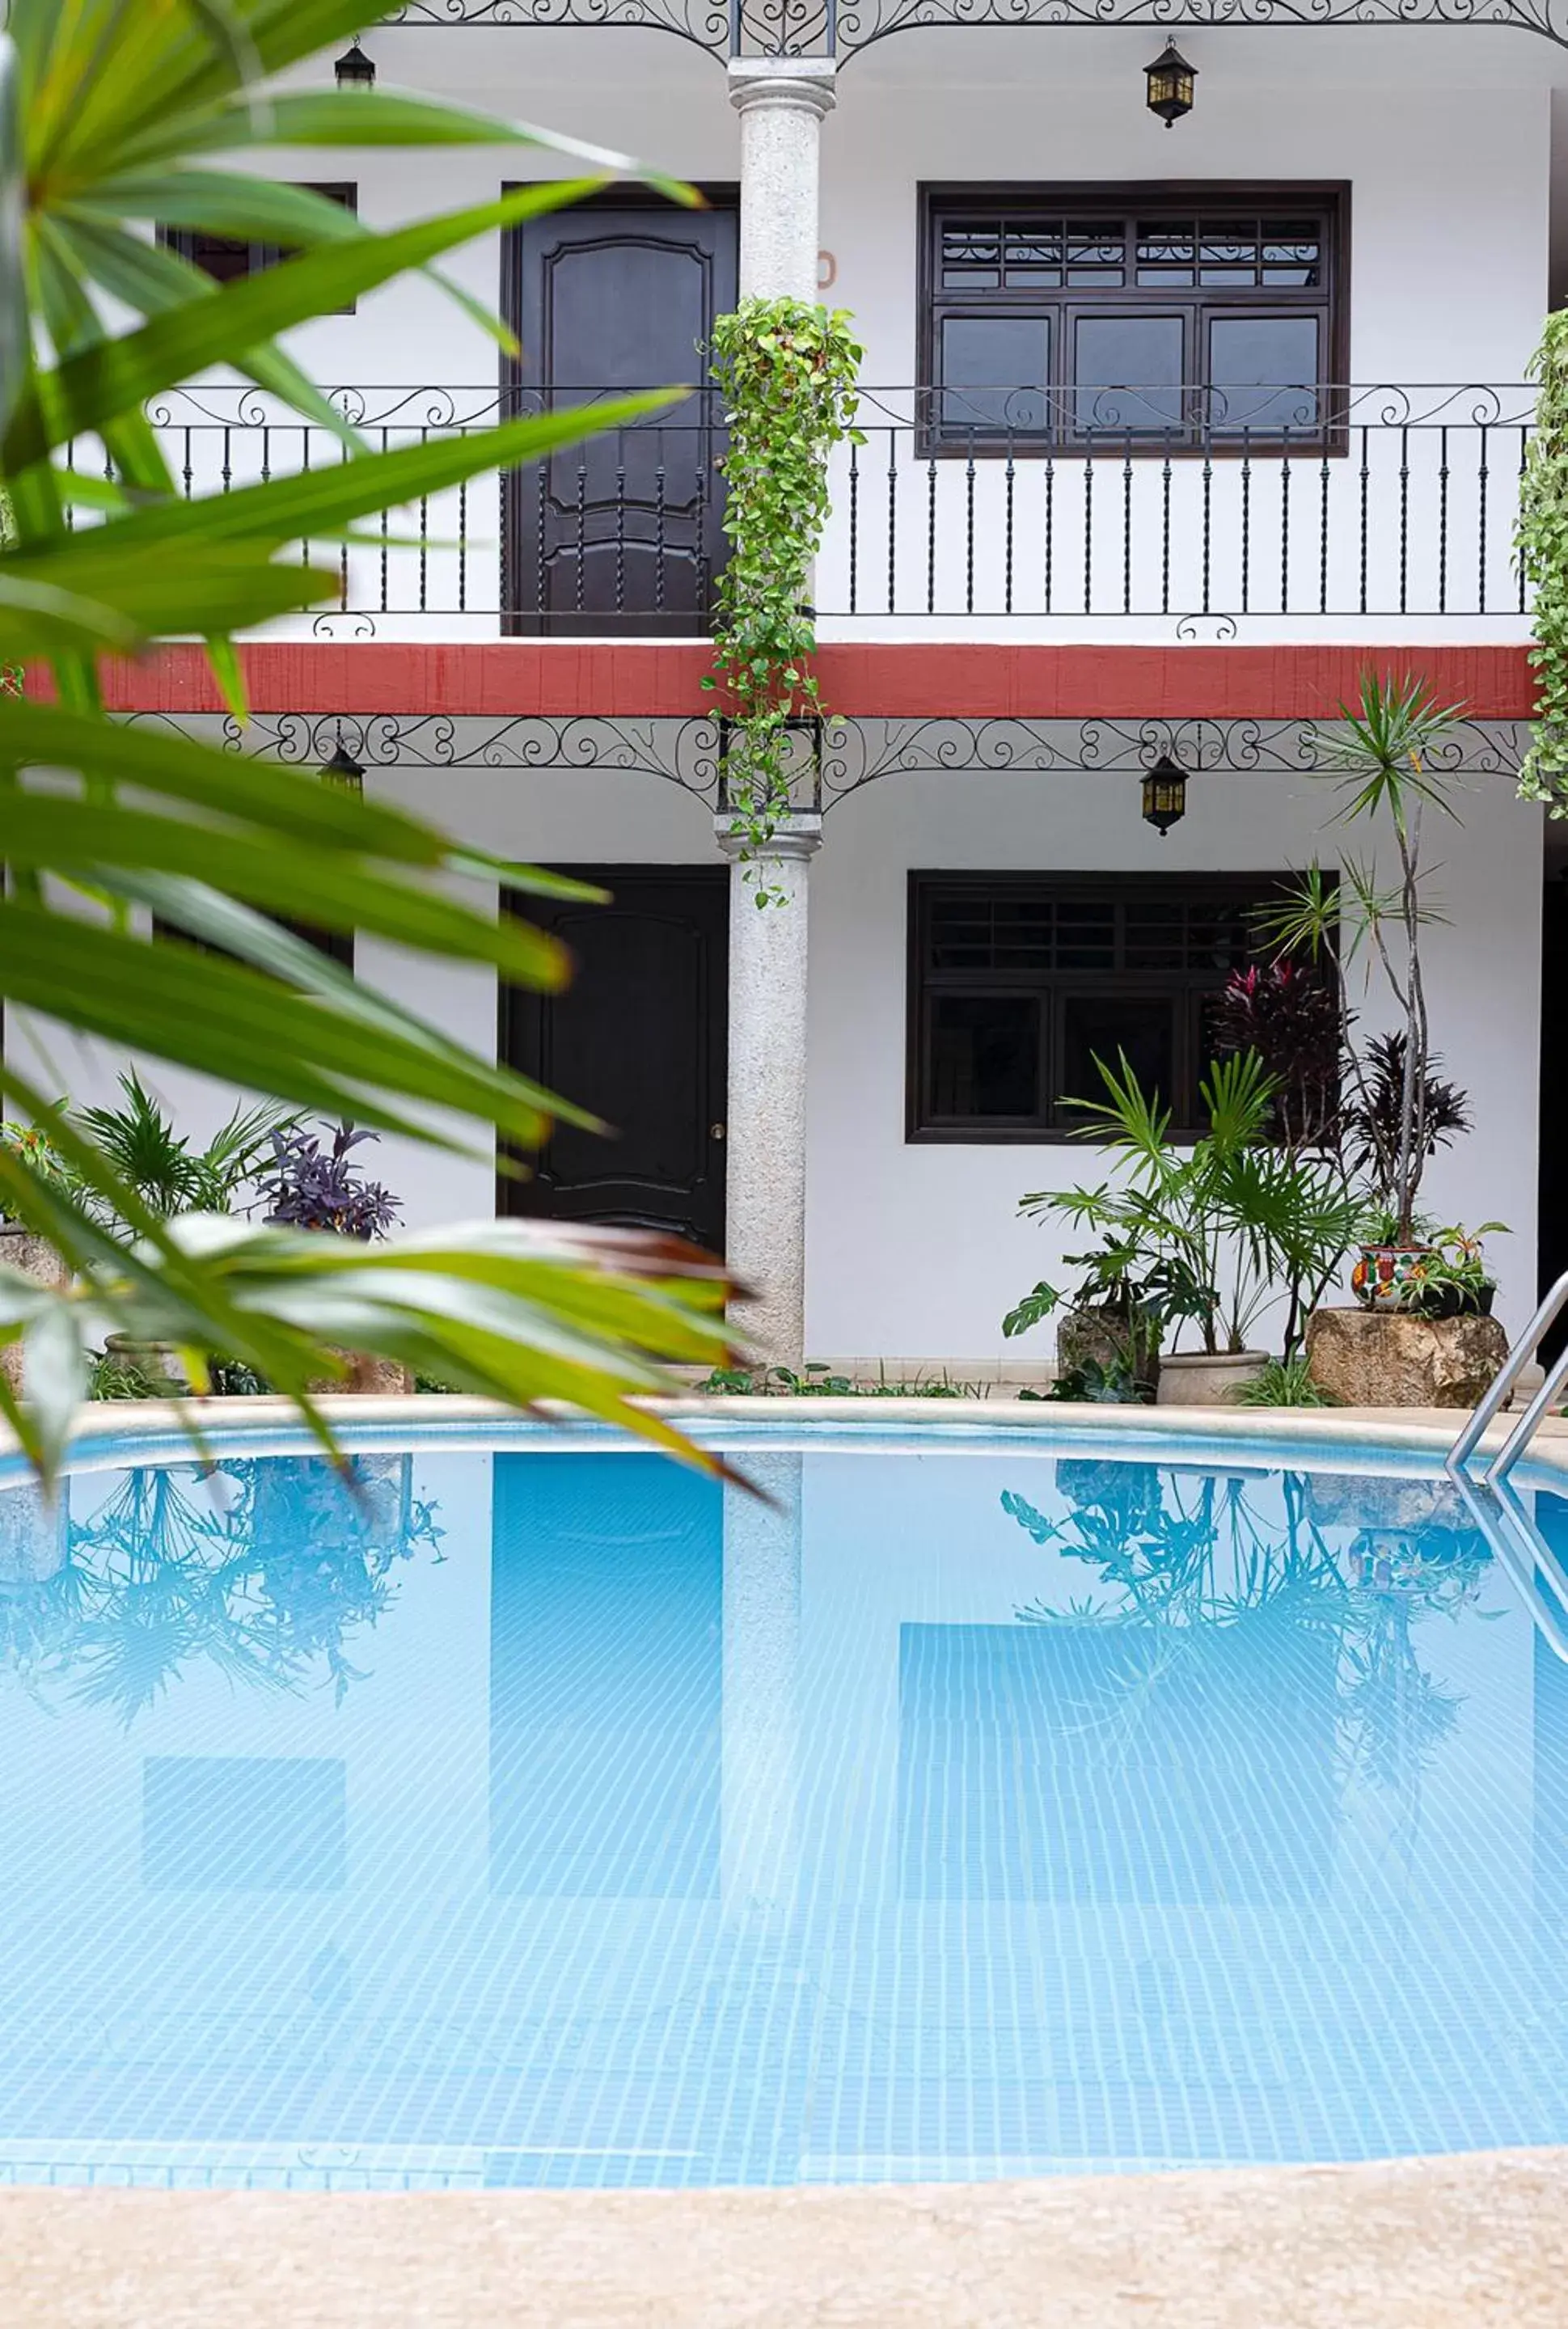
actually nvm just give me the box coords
[2,1413,1566,2192]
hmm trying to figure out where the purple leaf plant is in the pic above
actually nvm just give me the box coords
[260,1122,400,1241]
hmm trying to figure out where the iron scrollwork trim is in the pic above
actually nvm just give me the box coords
[116,712,728,807]
[389,0,1568,55]
[816,715,1531,803]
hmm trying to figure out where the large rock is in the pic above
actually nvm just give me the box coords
[1305,1305,1509,1409]
[0,1227,70,1397]
[306,1347,414,1396]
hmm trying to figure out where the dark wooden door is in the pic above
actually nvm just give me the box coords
[503,193,737,635]
[498,869,728,1251]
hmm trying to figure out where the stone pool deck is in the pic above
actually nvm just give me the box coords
[3,2149,1567,2326]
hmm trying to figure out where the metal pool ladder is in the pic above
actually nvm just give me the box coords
[1446,1270,1568,1490]
[1445,1271,1568,1665]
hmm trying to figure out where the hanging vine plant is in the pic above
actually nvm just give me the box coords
[704,297,862,903]
[1518,309,1568,813]
[0,492,20,699]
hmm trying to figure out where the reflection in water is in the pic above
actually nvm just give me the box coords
[0,1438,1565,2191]
[0,1459,442,1721]
[1003,1464,1489,1849]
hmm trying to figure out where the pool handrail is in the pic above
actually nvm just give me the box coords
[1448,1466,1568,1666]
[1446,1269,1568,1487]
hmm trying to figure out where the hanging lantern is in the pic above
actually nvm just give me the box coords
[1141,754,1187,836]
[1144,42,1196,129]
[333,40,376,87]
[319,735,366,793]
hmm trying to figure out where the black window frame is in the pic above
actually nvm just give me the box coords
[919,182,1350,459]
[907,870,1300,1144]
[159,182,359,314]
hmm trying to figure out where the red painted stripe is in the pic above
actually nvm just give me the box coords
[33,640,1537,721]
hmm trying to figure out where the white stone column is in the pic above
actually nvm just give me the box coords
[719,63,835,1369]
[727,61,837,306]
[721,1450,802,1921]
[716,813,820,1366]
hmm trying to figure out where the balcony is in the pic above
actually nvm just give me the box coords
[130,383,1536,642]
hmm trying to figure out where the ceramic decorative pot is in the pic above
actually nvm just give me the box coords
[1350,1243,1436,1312]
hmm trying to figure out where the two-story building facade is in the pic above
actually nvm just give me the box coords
[49,4,1568,1370]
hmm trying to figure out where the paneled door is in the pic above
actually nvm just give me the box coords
[498,869,729,1253]
[503,193,738,634]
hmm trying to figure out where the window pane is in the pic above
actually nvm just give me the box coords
[1072,316,1185,433]
[1060,996,1175,1119]
[1003,224,1063,288]
[929,995,1040,1118]
[1065,221,1126,286]
[941,223,1002,290]
[1199,218,1262,288]
[928,893,1053,973]
[186,230,253,284]
[1184,896,1257,972]
[1208,316,1321,433]
[1054,899,1115,970]
[1122,899,1185,970]
[940,316,1049,433]
[1136,218,1197,287]
[1260,218,1324,288]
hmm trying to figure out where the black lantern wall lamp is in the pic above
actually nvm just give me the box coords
[1144,42,1196,129]
[334,40,376,87]
[1141,754,1188,836]
[319,733,366,793]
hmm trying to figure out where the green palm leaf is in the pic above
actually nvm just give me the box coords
[0,5,738,1484]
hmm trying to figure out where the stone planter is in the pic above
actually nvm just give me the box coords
[102,1334,190,1394]
[0,1225,70,1395]
[1056,1305,1160,1397]
[1305,1305,1509,1408]
[1156,1350,1271,1405]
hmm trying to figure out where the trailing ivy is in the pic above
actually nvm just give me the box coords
[1518,309,1568,811]
[704,298,862,902]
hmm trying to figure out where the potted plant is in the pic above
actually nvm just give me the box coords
[1403,1222,1507,1320]
[40,1075,294,1392]
[259,1122,408,1393]
[1004,1217,1222,1398]
[1008,1049,1365,1404]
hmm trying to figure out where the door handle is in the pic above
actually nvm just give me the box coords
[709,1122,726,1141]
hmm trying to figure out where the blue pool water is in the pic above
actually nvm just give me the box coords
[1,1422,1567,2191]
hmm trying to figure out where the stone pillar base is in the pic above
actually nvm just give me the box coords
[1305,1306,1510,1408]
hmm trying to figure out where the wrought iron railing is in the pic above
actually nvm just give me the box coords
[116,382,1536,637]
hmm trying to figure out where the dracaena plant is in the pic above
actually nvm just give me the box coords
[0,2,738,1481]
[1255,674,1472,1248]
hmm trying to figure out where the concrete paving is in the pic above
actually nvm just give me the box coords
[3,2150,1567,2326]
